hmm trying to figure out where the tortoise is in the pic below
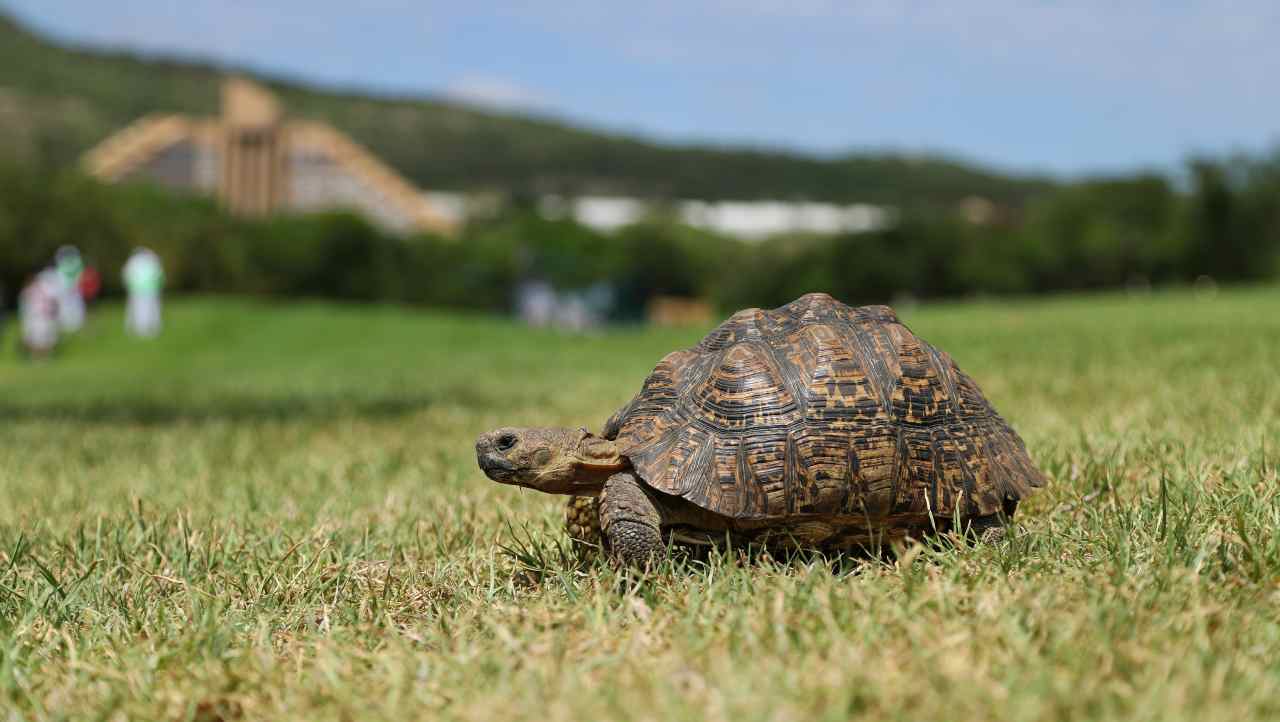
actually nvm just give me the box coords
[476,293,1046,567]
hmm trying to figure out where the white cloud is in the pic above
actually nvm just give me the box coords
[443,74,548,112]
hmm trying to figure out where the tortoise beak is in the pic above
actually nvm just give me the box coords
[478,453,517,481]
[475,433,518,482]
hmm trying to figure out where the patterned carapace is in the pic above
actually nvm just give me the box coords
[605,293,1045,525]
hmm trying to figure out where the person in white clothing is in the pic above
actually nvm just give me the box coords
[19,269,61,359]
[123,248,165,338]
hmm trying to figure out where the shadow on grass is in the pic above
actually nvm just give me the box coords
[0,392,442,425]
[500,516,1026,591]
[500,519,898,585]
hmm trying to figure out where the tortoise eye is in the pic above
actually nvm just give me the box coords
[496,434,517,452]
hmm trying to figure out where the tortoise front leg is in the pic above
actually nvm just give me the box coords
[564,495,602,558]
[599,472,664,568]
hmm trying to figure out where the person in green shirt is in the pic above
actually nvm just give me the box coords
[54,245,86,332]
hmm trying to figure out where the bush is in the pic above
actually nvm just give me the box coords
[3,151,1279,315]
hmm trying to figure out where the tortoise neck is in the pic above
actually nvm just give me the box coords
[569,430,627,488]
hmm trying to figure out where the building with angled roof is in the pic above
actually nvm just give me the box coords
[82,78,456,235]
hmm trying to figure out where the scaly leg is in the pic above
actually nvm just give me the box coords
[599,472,663,568]
[564,495,602,558]
[965,500,1018,544]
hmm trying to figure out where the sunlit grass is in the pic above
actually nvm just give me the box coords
[0,288,1278,721]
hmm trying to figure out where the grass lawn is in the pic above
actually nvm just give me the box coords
[0,288,1278,721]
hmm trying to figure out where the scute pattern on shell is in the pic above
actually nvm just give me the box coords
[608,293,1046,523]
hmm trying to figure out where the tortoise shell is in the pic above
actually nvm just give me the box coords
[605,293,1045,524]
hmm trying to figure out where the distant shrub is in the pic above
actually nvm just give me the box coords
[2,153,1279,314]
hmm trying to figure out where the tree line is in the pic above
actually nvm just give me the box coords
[1,152,1277,318]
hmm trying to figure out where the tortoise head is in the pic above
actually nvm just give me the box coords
[475,427,626,494]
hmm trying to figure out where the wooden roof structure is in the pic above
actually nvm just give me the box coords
[83,78,456,235]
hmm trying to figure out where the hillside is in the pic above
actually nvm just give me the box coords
[0,11,1055,207]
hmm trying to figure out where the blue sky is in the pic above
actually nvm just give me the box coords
[6,1,1278,176]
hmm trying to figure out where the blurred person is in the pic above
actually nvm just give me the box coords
[19,269,61,359]
[557,293,591,332]
[78,264,102,305]
[123,247,165,337]
[517,281,557,327]
[54,245,86,332]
